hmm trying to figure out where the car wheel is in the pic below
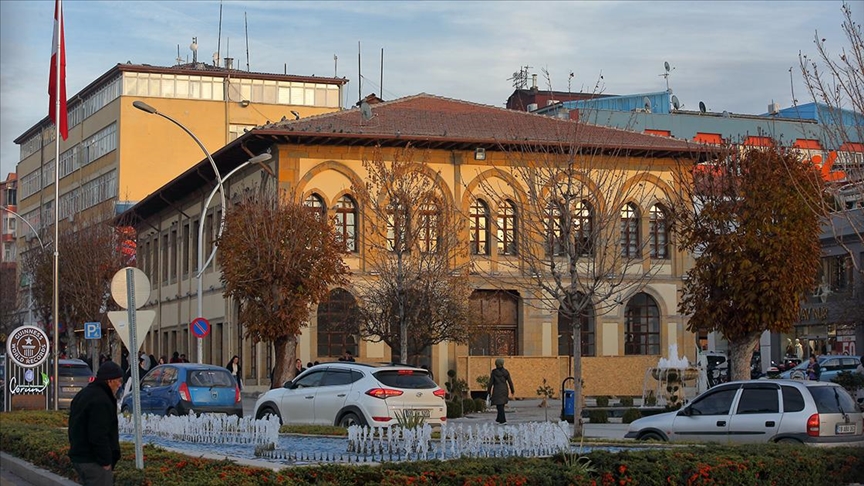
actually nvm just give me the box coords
[775,437,802,445]
[338,412,365,428]
[256,406,282,424]
[167,407,179,416]
[638,431,666,442]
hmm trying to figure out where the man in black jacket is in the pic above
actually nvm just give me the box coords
[68,360,123,485]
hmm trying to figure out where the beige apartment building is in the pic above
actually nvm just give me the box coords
[123,94,707,398]
[11,62,346,342]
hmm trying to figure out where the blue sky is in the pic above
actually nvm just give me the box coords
[0,0,847,179]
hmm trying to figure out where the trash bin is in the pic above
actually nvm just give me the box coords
[561,377,575,423]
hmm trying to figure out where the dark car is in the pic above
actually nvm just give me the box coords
[120,363,242,417]
[53,359,95,409]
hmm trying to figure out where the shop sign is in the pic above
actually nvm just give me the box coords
[6,326,50,367]
[799,307,828,321]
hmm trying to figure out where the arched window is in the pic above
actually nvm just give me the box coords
[469,290,519,356]
[417,202,439,253]
[386,197,409,252]
[335,195,357,252]
[649,204,668,259]
[304,193,326,219]
[316,288,360,358]
[624,293,660,355]
[470,199,490,255]
[574,200,593,256]
[497,200,517,256]
[557,299,595,357]
[620,203,640,257]
[545,201,565,256]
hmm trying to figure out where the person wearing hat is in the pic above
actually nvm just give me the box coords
[68,360,123,485]
[487,358,515,424]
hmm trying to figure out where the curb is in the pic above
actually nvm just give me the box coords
[0,452,78,486]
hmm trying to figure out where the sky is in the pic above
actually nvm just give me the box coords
[0,0,849,179]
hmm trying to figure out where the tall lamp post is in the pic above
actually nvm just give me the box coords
[1,206,48,326]
[132,100,271,363]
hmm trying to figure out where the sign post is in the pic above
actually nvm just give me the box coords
[108,267,151,470]
[84,321,101,376]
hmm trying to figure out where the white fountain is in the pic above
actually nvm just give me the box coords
[643,343,700,409]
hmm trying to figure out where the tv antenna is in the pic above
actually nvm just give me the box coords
[698,101,707,114]
[659,61,674,92]
[507,65,532,89]
[360,100,373,122]
[671,95,681,111]
[643,96,652,113]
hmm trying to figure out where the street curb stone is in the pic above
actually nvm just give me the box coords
[0,451,78,486]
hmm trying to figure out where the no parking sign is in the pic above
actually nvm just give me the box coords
[190,317,211,339]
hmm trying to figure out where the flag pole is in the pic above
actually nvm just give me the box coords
[52,0,62,411]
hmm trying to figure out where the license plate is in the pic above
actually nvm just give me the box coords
[836,424,856,435]
[405,409,431,418]
[62,386,80,393]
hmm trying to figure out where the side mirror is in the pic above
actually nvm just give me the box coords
[282,380,293,389]
[677,407,691,417]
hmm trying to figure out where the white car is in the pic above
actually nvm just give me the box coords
[254,362,446,427]
[625,379,864,447]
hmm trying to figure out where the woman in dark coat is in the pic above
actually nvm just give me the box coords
[487,358,515,424]
[226,355,242,390]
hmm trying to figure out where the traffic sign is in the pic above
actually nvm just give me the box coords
[190,317,211,338]
[108,311,155,353]
[84,322,102,340]
[110,267,151,310]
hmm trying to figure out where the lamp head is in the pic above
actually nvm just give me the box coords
[132,101,158,114]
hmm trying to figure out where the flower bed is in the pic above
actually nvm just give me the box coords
[1,411,863,485]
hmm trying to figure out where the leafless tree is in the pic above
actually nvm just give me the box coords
[352,145,474,365]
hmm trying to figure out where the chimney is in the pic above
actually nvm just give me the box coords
[225,57,234,70]
[531,74,538,91]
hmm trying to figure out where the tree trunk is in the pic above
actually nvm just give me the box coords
[572,326,583,438]
[271,336,297,389]
[728,332,760,382]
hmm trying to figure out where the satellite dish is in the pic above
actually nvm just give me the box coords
[643,96,652,113]
[664,61,671,73]
[671,95,680,110]
[360,101,373,121]
[722,110,730,118]
[698,101,706,114]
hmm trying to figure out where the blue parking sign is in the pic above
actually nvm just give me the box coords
[84,321,102,340]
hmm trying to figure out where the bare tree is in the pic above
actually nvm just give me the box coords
[352,145,474,365]
[219,185,350,388]
[474,120,686,437]
[671,142,825,382]
[22,208,132,357]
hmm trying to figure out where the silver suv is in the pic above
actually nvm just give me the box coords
[625,379,863,447]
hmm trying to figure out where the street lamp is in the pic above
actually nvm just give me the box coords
[132,100,271,364]
[1,206,50,326]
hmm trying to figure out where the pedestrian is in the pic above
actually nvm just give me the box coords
[180,354,188,363]
[806,355,821,380]
[170,351,181,363]
[487,358,514,424]
[294,358,305,376]
[306,362,314,369]
[226,355,242,390]
[338,349,356,362]
[148,354,157,372]
[856,357,864,376]
[68,360,123,485]
[158,356,167,365]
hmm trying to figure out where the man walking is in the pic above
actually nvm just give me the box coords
[68,361,123,485]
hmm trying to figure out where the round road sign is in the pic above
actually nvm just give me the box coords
[190,317,211,338]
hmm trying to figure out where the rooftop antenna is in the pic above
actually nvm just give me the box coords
[698,101,707,114]
[176,44,183,66]
[245,12,250,71]
[334,54,338,77]
[659,61,674,92]
[357,41,362,104]
[190,37,198,64]
[380,47,384,101]
[216,1,223,67]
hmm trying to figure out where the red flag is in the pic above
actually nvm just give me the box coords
[49,0,68,141]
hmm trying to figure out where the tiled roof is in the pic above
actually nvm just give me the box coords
[255,93,702,155]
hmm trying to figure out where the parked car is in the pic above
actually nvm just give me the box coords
[53,359,95,409]
[779,355,862,381]
[120,363,242,417]
[254,362,446,427]
[625,379,863,447]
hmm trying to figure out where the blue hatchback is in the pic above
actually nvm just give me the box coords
[120,364,242,417]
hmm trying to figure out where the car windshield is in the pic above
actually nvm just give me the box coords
[809,386,858,414]
[373,369,436,389]
[59,364,93,377]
